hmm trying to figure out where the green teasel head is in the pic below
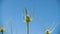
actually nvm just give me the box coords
[45,29,50,34]
[0,28,5,32]
[24,8,31,23]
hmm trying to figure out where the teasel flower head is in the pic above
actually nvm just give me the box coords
[0,28,5,32]
[24,8,31,23]
[45,29,50,34]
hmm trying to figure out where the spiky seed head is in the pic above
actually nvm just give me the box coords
[45,29,50,34]
[24,15,31,23]
[0,28,5,32]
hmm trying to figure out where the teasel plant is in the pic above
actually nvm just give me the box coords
[0,18,12,34]
[45,22,57,34]
[0,22,5,34]
[23,8,31,34]
[0,28,5,34]
[39,22,57,34]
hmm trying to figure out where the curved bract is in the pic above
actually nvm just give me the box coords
[49,24,57,33]
[45,22,57,34]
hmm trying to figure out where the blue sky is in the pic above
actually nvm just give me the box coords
[0,0,60,34]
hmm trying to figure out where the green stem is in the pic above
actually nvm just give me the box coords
[26,23,29,34]
[11,24,13,34]
[2,32,3,34]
